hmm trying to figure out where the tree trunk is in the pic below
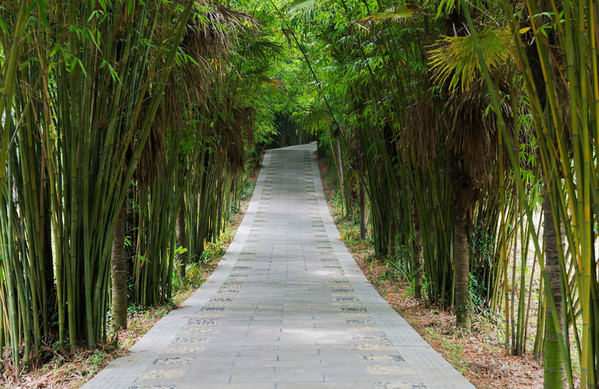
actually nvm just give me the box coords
[413,210,423,300]
[454,217,471,330]
[111,206,127,331]
[335,139,344,190]
[177,203,187,281]
[359,175,367,240]
[543,189,566,388]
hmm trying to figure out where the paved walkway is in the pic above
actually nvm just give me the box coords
[85,143,473,389]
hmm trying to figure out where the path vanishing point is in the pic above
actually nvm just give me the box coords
[85,143,475,389]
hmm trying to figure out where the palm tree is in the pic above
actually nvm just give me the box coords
[428,9,514,328]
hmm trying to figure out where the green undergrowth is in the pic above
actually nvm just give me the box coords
[171,225,236,306]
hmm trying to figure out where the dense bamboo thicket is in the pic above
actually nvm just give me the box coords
[0,1,194,369]
[0,0,280,375]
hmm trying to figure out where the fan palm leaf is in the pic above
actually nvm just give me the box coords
[429,28,513,92]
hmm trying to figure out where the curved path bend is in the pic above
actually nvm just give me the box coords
[85,143,474,389]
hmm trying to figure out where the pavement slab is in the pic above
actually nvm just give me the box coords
[84,143,474,389]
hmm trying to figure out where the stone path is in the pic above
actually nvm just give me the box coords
[85,143,474,389]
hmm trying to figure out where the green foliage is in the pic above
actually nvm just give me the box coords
[468,225,496,310]
[429,28,512,92]
[201,240,225,264]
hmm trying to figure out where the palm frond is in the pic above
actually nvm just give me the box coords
[356,5,416,23]
[443,81,513,188]
[239,39,283,61]
[429,28,512,92]
[401,95,438,168]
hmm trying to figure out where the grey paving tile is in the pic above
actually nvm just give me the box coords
[277,383,376,389]
[84,143,473,389]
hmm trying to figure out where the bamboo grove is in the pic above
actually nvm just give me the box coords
[0,0,282,375]
[1,0,599,387]
[275,0,598,387]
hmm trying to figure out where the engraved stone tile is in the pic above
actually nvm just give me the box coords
[131,386,176,389]
[188,319,220,325]
[374,383,424,389]
[356,344,395,350]
[164,346,204,353]
[341,307,367,312]
[138,369,185,379]
[364,355,405,362]
[173,337,207,344]
[342,313,371,318]
[367,365,411,375]
[154,357,195,365]
[352,335,389,341]
[180,327,214,335]
[349,326,381,332]
[337,302,364,307]
[217,289,239,294]
[213,293,236,298]
[221,283,243,288]
[205,302,232,307]
[192,312,223,318]
[332,292,356,297]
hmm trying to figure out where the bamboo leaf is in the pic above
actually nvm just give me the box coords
[0,17,7,35]
[519,27,530,34]
[24,2,37,20]
[128,0,136,16]
[100,59,121,85]
[70,57,88,78]
[136,254,150,263]
[36,1,49,28]
[435,0,459,19]
[97,0,108,12]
